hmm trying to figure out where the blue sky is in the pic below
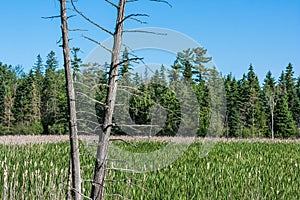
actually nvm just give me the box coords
[0,0,299,81]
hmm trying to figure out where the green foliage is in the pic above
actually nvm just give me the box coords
[0,48,299,138]
[224,74,240,137]
[274,89,297,138]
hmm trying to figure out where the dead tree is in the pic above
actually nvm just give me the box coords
[90,1,126,199]
[60,0,82,199]
[69,0,171,199]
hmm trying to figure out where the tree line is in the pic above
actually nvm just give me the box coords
[0,48,299,138]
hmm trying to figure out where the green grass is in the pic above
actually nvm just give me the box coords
[1,141,300,199]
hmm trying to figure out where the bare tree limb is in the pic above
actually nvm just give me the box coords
[76,91,107,106]
[121,13,149,24]
[42,15,61,19]
[129,17,148,24]
[67,14,77,19]
[105,0,119,8]
[116,57,144,67]
[81,35,113,53]
[123,30,167,35]
[72,188,93,200]
[150,0,172,8]
[70,0,113,35]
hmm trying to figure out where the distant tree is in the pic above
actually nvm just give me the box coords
[274,88,297,138]
[32,55,44,121]
[71,47,82,80]
[13,70,42,134]
[41,51,60,134]
[262,71,276,139]
[193,75,209,136]
[237,74,250,137]
[159,65,168,86]
[284,63,299,128]
[0,63,17,134]
[172,47,212,84]
[224,74,240,137]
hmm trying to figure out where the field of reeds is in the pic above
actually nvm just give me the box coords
[0,136,300,199]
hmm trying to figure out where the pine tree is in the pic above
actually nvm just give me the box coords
[237,74,250,137]
[32,55,44,121]
[159,65,167,86]
[41,51,60,134]
[172,47,212,84]
[71,47,82,80]
[119,48,132,78]
[274,88,297,138]
[262,71,276,138]
[224,74,240,137]
[193,77,209,136]
[243,65,267,137]
[13,71,40,132]
[284,63,298,126]
[0,63,17,134]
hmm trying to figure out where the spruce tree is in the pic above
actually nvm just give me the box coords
[274,89,297,138]
[284,63,298,128]
[32,55,44,121]
[71,47,82,80]
[224,74,240,137]
[237,74,250,137]
[41,51,59,134]
[0,63,17,134]
[262,71,276,138]
[243,65,267,137]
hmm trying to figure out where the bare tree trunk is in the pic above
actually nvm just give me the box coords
[60,0,82,199]
[91,0,126,199]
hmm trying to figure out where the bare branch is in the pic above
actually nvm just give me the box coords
[130,17,148,24]
[76,91,106,106]
[126,0,138,2]
[71,188,93,200]
[121,13,149,24]
[81,35,112,53]
[123,30,167,35]
[70,0,113,35]
[150,0,172,8]
[67,14,77,19]
[42,15,61,19]
[105,0,119,8]
[116,57,144,66]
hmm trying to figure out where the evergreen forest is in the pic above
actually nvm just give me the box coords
[1,48,299,138]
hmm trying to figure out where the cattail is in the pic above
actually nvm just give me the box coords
[3,168,8,200]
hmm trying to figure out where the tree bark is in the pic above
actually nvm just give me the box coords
[60,0,82,199]
[91,0,126,199]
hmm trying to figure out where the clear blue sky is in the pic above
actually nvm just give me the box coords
[1,0,299,81]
